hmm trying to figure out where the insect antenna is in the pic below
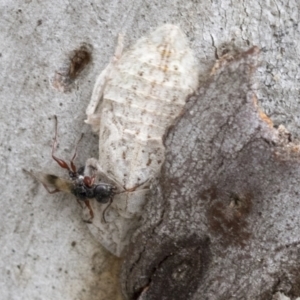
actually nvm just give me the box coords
[51,115,84,174]
[51,115,72,171]
[101,181,148,223]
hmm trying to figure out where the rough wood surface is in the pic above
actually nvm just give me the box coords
[121,48,300,299]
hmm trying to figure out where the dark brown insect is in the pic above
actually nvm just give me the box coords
[24,116,115,223]
[68,45,92,79]
[52,44,92,92]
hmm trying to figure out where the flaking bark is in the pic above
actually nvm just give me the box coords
[122,48,300,300]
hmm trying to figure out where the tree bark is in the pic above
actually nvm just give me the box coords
[121,48,300,299]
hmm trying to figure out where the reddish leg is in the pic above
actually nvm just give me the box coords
[51,115,84,173]
[83,175,95,187]
[83,199,94,223]
[115,180,148,195]
[76,198,84,209]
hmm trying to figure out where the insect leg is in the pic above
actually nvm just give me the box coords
[83,199,94,222]
[41,183,60,194]
[23,169,61,194]
[76,198,84,209]
[84,158,123,190]
[102,197,113,224]
[83,175,95,187]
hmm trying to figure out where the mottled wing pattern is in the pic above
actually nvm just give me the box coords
[95,25,199,190]
[84,25,199,256]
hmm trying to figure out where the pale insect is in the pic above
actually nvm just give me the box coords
[84,24,199,256]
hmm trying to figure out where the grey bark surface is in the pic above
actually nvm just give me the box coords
[1,1,300,300]
[122,48,300,299]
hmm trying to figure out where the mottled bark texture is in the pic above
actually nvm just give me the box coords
[121,48,300,300]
